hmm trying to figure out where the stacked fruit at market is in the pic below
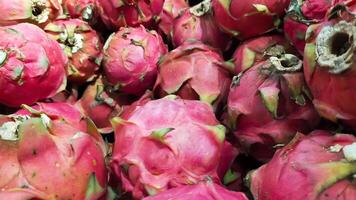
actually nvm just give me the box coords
[0,0,355,199]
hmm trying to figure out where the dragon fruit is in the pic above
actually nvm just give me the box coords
[143,182,248,200]
[158,0,189,39]
[284,0,347,55]
[96,0,164,30]
[172,0,231,51]
[228,50,319,161]
[0,23,67,107]
[103,25,167,96]
[231,35,295,75]
[110,96,226,199]
[75,77,131,133]
[304,4,356,129]
[211,0,290,39]
[49,88,78,104]
[15,102,86,131]
[217,141,245,191]
[0,103,108,200]
[298,0,344,21]
[154,41,231,109]
[45,19,103,84]
[283,16,309,55]
[63,0,98,23]
[0,0,62,26]
[249,131,356,200]
[217,141,239,180]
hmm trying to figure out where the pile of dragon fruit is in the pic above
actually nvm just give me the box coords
[0,0,355,199]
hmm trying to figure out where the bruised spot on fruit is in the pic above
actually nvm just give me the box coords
[316,20,355,74]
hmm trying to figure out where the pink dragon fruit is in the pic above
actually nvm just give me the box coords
[249,131,356,200]
[158,0,189,39]
[211,0,290,39]
[75,77,132,133]
[283,16,309,55]
[231,35,295,75]
[217,141,245,191]
[45,19,103,84]
[96,0,164,30]
[15,102,86,131]
[63,0,98,23]
[143,182,248,200]
[0,23,67,107]
[304,3,356,129]
[0,0,62,26]
[228,50,319,161]
[154,41,231,109]
[103,25,167,96]
[110,96,227,199]
[49,88,78,104]
[284,0,347,55]
[172,0,231,51]
[217,141,239,181]
[0,103,108,200]
[300,0,345,21]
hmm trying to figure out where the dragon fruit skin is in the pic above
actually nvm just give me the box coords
[15,102,86,131]
[45,19,103,84]
[0,103,108,200]
[158,0,189,39]
[249,131,356,200]
[211,0,290,39]
[110,96,226,199]
[143,182,248,200]
[63,0,98,23]
[217,141,239,180]
[75,77,131,133]
[96,0,164,30]
[231,35,295,75]
[283,16,309,55]
[228,53,319,161]
[172,1,231,51]
[49,88,78,104]
[217,141,245,191]
[0,23,67,107]
[154,41,231,109]
[300,0,346,21]
[103,26,167,96]
[0,0,62,26]
[284,0,348,56]
[303,5,356,129]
